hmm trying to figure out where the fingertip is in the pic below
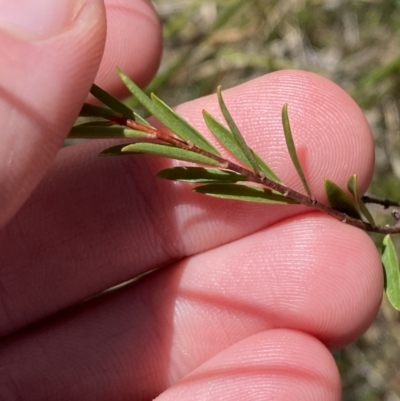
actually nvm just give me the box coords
[0,0,106,225]
[266,70,374,197]
[284,214,382,349]
[163,213,381,359]
[95,0,163,95]
[175,69,374,199]
[157,330,341,401]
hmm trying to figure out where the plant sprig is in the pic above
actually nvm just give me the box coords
[69,69,400,310]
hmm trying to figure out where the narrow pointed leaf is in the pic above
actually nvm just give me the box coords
[100,144,132,156]
[79,103,117,118]
[194,184,299,204]
[90,84,136,120]
[69,125,149,139]
[119,68,219,154]
[217,87,260,173]
[150,93,219,155]
[282,104,312,197]
[121,143,220,166]
[133,112,150,126]
[118,68,157,113]
[324,178,361,219]
[382,235,400,310]
[202,110,280,182]
[158,167,247,183]
[75,121,114,127]
[252,152,281,182]
[202,110,250,165]
[347,174,376,227]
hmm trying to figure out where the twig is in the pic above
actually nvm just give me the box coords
[110,116,400,235]
[361,195,400,209]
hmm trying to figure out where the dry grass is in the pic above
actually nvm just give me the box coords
[150,1,400,399]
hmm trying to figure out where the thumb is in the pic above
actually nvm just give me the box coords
[0,0,106,226]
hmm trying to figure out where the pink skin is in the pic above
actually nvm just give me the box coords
[0,0,161,226]
[0,1,381,400]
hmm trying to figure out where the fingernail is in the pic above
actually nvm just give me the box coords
[0,0,87,40]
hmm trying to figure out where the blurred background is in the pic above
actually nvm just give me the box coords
[148,1,400,400]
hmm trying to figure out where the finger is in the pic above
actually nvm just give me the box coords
[155,330,341,401]
[0,71,376,335]
[95,0,162,95]
[0,0,106,226]
[0,215,377,400]
[0,0,162,227]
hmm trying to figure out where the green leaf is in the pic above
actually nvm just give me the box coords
[120,143,220,166]
[347,174,376,227]
[90,84,136,120]
[151,93,219,155]
[324,178,361,219]
[118,68,219,155]
[100,144,132,156]
[157,167,247,183]
[282,104,312,197]
[252,152,281,183]
[202,110,250,165]
[382,235,400,310]
[79,103,117,118]
[202,110,280,182]
[118,68,156,115]
[75,121,114,127]
[69,125,149,139]
[217,87,261,174]
[133,112,150,126]
[194,183,299,204]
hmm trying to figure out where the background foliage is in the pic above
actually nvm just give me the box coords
[147,1,400,399]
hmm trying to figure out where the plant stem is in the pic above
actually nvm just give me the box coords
[361,195,400,209]
[108,117,400,234]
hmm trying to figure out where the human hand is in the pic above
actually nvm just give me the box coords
[0,0,161,226]
[0,1,382,400]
